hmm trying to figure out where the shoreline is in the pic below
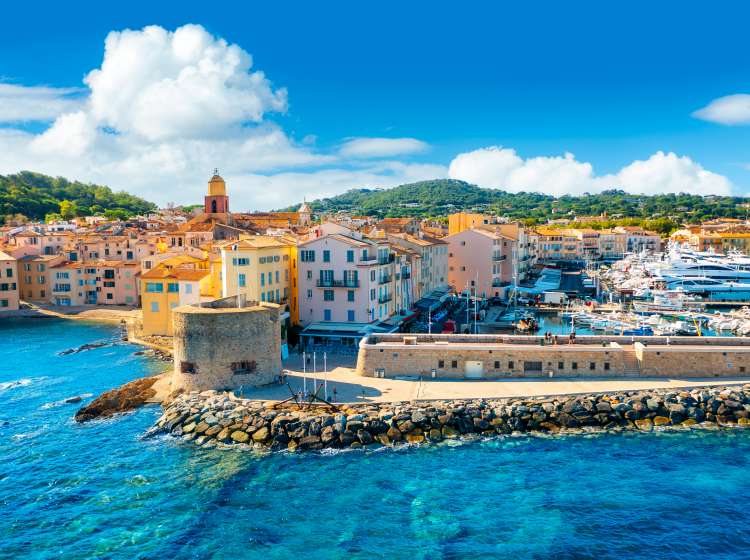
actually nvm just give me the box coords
[151,383,750,452]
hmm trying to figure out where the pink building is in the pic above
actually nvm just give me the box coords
[298,233,395,328]
[447,228,516,298]
[49,260,139,306]
[0,251,19,311]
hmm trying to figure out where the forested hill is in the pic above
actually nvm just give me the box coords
[279,179,749,224]
[1,171,157,222]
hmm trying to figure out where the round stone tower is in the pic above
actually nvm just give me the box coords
[171,298,281,392]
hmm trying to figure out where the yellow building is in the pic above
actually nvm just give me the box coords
[140,266,209,336]
[448,212,492,236]
[219,236,296,311]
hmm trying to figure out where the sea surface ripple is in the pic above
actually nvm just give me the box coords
[1,318,750,559]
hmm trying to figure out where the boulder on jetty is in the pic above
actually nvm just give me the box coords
[75,376,159,422]
[151,384,750,452]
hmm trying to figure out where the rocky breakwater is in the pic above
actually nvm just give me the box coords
[152,384,750,451]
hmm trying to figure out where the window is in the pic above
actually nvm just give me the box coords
[275,270,279,283]
[589,362,595,370]
[5,268,12,278]
[558,362,564,369]
[524,361,543,372]
[260,274,265,287]
[604,362,610,371]
[167,283,178,293]
[508,361,514,369]
[438,360,445,368]
[451,360,458,368]
[0,299,8,308]
[323,250,331,262]
[231,360,257,374]
[300,250,315,262]
[324,309,332,321]
[347,290,355,302]
[261,292,266,302]
[494,361,500,369]
[238,274,246,288]
[232,257,250,266]
[572,362,578,370]
[104,269,115,279]
[150,301,159,312]
[146,282,163,293]
[267,271,272,285]
[347,310,355,322]
[106,293,113,300]
[306,270,312,280]
[346,250,354,263]
[306,289,312,298]
[324,289,334,301]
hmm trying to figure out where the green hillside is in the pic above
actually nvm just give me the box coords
[1,171,157,223]
[280,179,749,228]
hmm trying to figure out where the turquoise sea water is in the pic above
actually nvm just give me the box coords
[2,318,750,559]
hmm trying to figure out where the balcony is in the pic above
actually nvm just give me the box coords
[492,254,507,262]
[492,279,509,287]
[378,254,395,265]
[316,279,360,288]
[379,275,392,284]
[401,271,411,279]
[360,254,377,262]
[378,293,393,304]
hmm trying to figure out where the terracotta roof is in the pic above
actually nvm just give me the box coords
[141,267,209,281]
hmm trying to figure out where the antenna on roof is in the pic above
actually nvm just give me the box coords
[213,168,219,175]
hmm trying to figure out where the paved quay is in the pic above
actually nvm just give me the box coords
[239,366,750,404]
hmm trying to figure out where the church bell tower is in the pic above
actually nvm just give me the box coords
[204,169,229,215]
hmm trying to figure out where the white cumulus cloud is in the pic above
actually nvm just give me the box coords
[84,24,287,141]
[0,84,83,122]
[448,146,731,196]
[339,137,429,158]
[693,94,750,125]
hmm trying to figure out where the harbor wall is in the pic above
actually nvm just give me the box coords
[355,334,750,379]
[171,297,282,392]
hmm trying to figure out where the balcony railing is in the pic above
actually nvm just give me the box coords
[360,254,376,262]
[379,275,392,284]
[378,254,395,265]
[378,293,393,303]
[316,279,360,288]
[492,254,507,262]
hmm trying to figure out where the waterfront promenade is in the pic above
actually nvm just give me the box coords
[242,363,750,403]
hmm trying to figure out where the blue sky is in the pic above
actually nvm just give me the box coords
[1,1,749,209]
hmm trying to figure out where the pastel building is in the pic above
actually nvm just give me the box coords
[386,233,449,300]
[18,254,65,302]
[447,228,515,298]
[140,266,209,336]
[48,260,140,306]
[297,232,398,345]
[219,236,294,306]
[0,251,19,311]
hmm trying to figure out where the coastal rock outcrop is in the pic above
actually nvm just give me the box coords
[75,376,160,422]
[152,384,750,452]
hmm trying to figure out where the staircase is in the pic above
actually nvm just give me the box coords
[622,348,641,376]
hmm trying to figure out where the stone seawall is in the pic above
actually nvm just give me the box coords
[355,334,750,379]
[151,384,750,452]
